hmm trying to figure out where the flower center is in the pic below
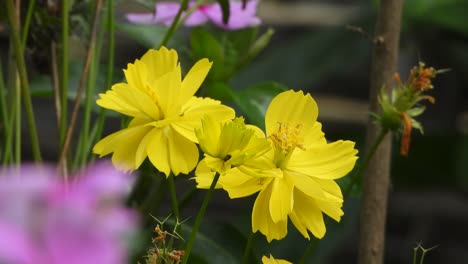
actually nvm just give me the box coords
[269,122,305,168]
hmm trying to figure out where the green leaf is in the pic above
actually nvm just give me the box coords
[404,0,468,35]
[203,81,234,101]
[215,0,230,25]
[232,82,287,129]
[117,23,167,48]
[191,28,224,80]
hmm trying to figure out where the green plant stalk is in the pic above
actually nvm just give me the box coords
[5,0,42,162]
[343,128,389,197]
[60,0,69,150]
[21,0,36,50]
[2,58,17,165]
[168,174,180,219]
[0,61,9,154]
[77,24,105,168]
[181,172,221,264]
[159,0,190,47]
[241,232,255,264]
[413,246,419,264]
[167,174,180,250]
[298,128,388,264]
[89,0,114,162]
[58,0,104,177]
[14,74,20,164]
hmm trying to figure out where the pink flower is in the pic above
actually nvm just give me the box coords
[0,163,138,264]
[126,0,261,30]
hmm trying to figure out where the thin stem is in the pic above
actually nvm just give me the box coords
[14,74,20,164]
[60,0,69,149]
[412,246,418,264]
[167,174,180,250]
[5,0,42,162]
[181,172,221,264]
[168,174,180,219]
[159,0,190,47]
[343,129,388,197]
[297,238,318,264]
[89,0,114,163]
[58,0,104,177]
[241,232,255,264]
[21,0,36,51]
[0,61,9,153]
[51,42,61,125]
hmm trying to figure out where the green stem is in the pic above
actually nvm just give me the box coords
[343,128,388,197]
[181,172,221,264]
[60,0,69,150]
[0,61,9,156]
[14,73,20,164]
[168,174,180,219]
[21,0,36,51]
[241,232,255,264]
[159,0,190,47]
[298,129,388,264]
[89,0,114,163]
[58,0,104,177]
[297,239,318,264]
[5,0,42,162]
[167,174,180,250]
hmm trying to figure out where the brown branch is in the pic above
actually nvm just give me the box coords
[358,1,404,264]
[57,0,104,179]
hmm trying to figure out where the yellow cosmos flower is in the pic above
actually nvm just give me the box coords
[262,254,292,264]
[93,47,235,175]
[217,90,358,242]
[194,116,271,187]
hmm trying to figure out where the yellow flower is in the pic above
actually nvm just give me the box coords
[194,116,271,187]
[262,254,292,264]
[218,90,358,242]
[93,47,235,175]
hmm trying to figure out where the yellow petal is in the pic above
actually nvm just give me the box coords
[167,128,199,176]
[180,58,213,103]
[140,47,179,82]
[172,97,235,142]
[195,115,222,156]
[287,171,326,200]
[252,183,288,242]
[262,255,292,264]
[288,140,358,179]
[265,90,318,136]
[135,128,158,168]
[316,198,344,222]
[147,128,171,176]
[302,121,326,149]
[147,128,199,176]
[97,83,161,120]
[269,174,294,223]
[193,158,223,189]
[289,189,326,239]
[221,167,269,198]
[123,59,148,92]
[93,125,152,171]
[152,66,183,117]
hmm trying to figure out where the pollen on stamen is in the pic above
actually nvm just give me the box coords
[269,122,305,154]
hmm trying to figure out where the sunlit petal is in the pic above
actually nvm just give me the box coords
[265,90,318,136]
[252,184,288,242]
[290,189,326,239]
[269,175,294,223]
[288,140,358,179]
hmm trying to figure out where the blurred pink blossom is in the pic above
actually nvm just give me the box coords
[126,0,261,30]
[0,163,138,264]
